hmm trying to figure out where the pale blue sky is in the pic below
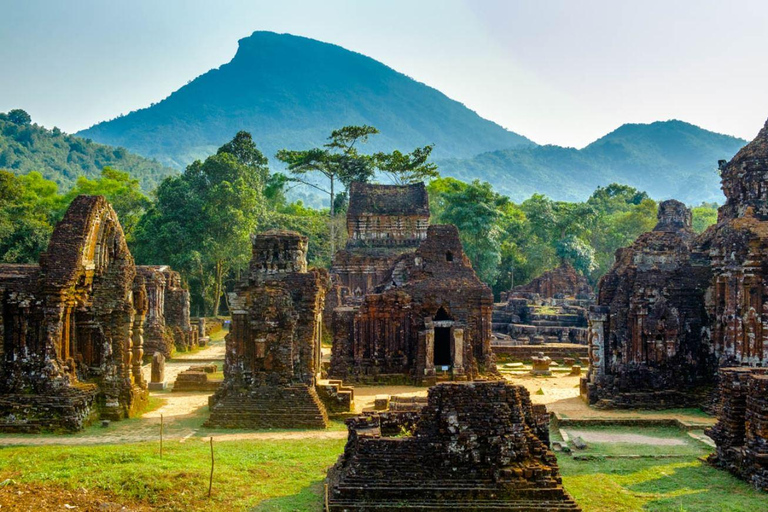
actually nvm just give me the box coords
[1,0,767,147]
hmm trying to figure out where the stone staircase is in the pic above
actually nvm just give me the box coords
[206,384,328,429]
[317,379,355,414]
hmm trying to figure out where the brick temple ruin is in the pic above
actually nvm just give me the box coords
[325,381,580,511]
[330,224,496,384]
[706,367,768,491]
[206,230,331,429]
[507,261,594,301]
[0,196,149,431]
[492,262,592,364]
[137,265,197,357]
[583,118,768,408]
[582,199,713,407]
[325,182,430,327]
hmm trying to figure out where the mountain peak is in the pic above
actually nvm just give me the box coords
[78,31,533,169]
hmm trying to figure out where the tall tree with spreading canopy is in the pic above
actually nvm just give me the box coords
[276,125,378,253]
[374,145,439,185]
[133,133,268,315]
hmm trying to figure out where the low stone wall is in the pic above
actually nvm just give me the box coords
[493,343,588,362]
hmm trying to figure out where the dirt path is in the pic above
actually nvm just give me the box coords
[564,429,687,445]
[0,352,714,446]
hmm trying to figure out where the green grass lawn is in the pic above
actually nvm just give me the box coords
[0,437,344,511]
[2,423,767,511]
[556,426,768,511]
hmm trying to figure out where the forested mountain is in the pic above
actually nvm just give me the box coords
[0,109,174,191]
[77,31,534,168]
[438,120,746,204]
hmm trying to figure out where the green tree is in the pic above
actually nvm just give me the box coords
[374,145,439,185]
[428,178,507,285]
[62,167,151,241]
[0,171,55,263]
[276,125,378,253]
[7,109,31,125]
[133,134,267,315]
[692,202,718,233]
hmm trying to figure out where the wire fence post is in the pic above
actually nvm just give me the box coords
[160,413,164,459]
[208,436,214,498]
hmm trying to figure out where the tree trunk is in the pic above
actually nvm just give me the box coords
[212,260,226,317]
[329,175,336,255]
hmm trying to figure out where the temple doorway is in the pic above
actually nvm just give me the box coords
[434,326,452,367]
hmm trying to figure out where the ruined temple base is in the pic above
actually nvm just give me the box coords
[326,381,580,511]
[0,385,99,433]
[206,384,329,429]
[100,386,150,422]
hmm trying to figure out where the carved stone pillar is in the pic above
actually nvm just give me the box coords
[588,306,609,379]
[453,327,464,375]
[424,318,435,378]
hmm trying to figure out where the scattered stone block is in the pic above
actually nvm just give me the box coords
[373,395,390,411]
[571,436,587,450]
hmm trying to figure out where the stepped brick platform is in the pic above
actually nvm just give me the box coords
[171,369,220,392]
[0,386,99,433]
[205,385,327,429]
[326,381,580,511]
[493,343,588,362]
[707,367,768,490]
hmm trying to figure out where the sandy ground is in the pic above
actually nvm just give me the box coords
[0,345,713,446]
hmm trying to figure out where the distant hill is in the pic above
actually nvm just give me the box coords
[0,110,174,191]
[77,31,534,169]
[437,120,747,204]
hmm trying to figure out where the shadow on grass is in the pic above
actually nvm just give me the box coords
[250,480,324,511]
[628,460,766,512]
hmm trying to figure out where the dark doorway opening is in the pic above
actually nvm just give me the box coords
[434,306,451,321]
[434,327,452,367]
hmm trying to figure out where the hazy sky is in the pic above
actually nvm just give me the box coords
[1,0,767,148]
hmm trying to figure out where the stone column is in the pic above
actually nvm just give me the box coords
[588,306,609,379]
[423,319,435,379]
[453,327,464,376]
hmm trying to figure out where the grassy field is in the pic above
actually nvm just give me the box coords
[2,424,767,510]
[555,426,768,511]
[0,437,344,511]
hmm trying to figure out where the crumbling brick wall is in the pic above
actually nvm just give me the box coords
[137,266,196,357]
[207,230,329,429]
[0,195,149,431]
[707,367,768,491]
[331,224,497,384]
[512,261,594,300]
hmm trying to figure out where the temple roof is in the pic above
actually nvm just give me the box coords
[347,182,430,217]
